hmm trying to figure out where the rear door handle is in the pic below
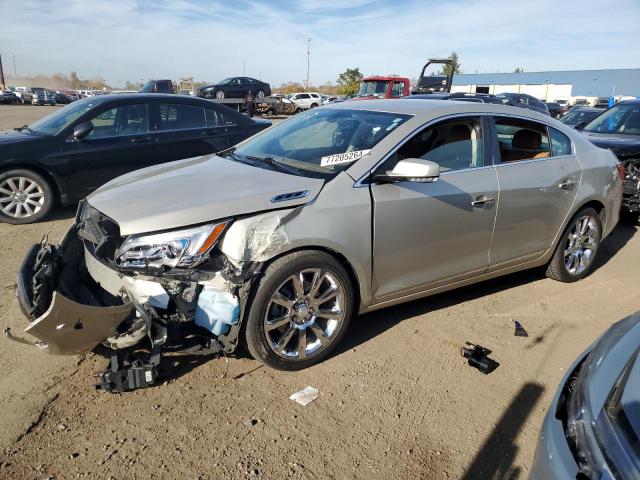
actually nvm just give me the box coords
[130,136,153,144]
[471,196,496,209]
[559,179,577,190]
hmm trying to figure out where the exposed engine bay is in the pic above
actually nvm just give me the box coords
[6,201,289,393]
[622,157,640,213]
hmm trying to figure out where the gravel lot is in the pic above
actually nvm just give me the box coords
[0,103,638,480]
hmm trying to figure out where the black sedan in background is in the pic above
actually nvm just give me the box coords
[545,102,562,118]
[0,94,270,224]
[559,106,602,127]
[198,77,272,100]
[496,92,550,116]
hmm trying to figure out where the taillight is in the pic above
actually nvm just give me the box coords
[616,163,625,180]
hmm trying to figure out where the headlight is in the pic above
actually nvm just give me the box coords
[116,222,228,271]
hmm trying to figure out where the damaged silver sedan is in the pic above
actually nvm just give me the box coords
[8,99,623,391]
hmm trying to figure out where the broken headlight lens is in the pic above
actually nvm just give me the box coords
[116,222,228,271]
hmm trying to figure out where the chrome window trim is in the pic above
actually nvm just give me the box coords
[353,112,492,188]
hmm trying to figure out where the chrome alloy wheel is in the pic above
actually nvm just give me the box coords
[0,176,45,219]
[564,215,599,275]
[264,268,346,360]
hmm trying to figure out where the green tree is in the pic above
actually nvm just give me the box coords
[514,67,524,73]
[336,67,363,96]
[442,52,462,77]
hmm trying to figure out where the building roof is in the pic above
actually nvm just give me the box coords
[453,69,640,97]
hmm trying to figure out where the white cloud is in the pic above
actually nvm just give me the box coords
[0,0,638,87]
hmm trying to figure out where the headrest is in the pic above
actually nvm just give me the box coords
[512,129,541,150]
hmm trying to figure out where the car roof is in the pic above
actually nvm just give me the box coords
[325,97,553,120]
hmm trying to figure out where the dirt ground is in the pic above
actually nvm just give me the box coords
[0,104,638,480]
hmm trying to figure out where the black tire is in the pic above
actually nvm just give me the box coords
[214,89,225,100]
[545,207,602,282]
[266,108,274,116]
[0,169,55,224]
[244,250,355,371]
[310,103,318,108]
[256,90,265,99]
[294,108,302,114]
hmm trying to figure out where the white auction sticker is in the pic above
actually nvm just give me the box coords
[320,149,371,167]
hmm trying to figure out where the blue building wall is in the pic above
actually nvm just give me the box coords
[453,69,640,97]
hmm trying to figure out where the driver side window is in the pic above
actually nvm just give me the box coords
[392,117,484,172]
[87,104,149,139]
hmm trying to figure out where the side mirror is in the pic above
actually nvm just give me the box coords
[373,158,440,183]
[73,121,94,141]
[574,121,587,131]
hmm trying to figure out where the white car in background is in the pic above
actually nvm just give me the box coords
[288,92,324,112]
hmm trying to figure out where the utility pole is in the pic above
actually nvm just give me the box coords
[11,53,16,76]
[0,51,5,88]
[305,36,311,91]
[243,61,246,76]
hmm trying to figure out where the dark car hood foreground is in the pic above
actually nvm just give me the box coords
[0,129,41,145]
[87,155,325,235]
[581,131,640,158]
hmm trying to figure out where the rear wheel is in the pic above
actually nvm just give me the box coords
[310,103,318,108]
[546,207,602,282]
[256,90,266,99]
[244,251,354,370]
[0,169,54,224]
[294,108,302,114]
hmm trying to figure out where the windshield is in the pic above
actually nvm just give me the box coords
[28,98,101,135]
[560,109,601,126]
[230,108,411,178]
[217,78,232,85]
[584,103,640,135]
[139,82,155,93]
[357,80,389,98]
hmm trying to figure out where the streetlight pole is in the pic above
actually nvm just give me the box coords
[0,52,5,89]
[243,61,246,76]
[306,36,311,91]
[11,53,16,76]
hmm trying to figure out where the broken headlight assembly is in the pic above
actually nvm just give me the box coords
[116,221,228,271]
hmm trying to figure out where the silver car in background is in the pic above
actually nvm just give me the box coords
[530,311,640,479]
[12,99,623,376]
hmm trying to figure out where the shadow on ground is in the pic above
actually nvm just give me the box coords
[462,382,545,480]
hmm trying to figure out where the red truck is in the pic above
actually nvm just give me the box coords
[353,58,454,101]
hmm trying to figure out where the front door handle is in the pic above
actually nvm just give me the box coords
[559,178,577,190]
[471,196,496,209]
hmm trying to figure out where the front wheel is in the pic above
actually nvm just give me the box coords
[310,103,318,108]
[0,169,54,224]
[214,89,225,100]
[244,251,354,370]
[256,90,265,99]
[546,207,602,282]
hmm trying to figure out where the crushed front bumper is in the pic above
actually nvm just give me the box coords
[12,232,134,355]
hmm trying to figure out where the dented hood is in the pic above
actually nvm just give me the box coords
[87,155,324,235]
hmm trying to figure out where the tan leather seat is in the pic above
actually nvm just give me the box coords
[504,129,550,162]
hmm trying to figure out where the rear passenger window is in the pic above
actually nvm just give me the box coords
[549,128,572,156]
[158,104,205,130]
[494,118,550,163]
[206,107,225,127]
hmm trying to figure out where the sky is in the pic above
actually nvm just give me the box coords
[1,0,639,88]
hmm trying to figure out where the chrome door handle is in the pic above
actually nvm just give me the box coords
[559,179,577,190]
[471,197,496,208]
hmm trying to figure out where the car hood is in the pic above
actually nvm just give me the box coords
[581,131,640,158]
[87,155,325,235]
[0,129,41,145]
[581,313,640,419]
